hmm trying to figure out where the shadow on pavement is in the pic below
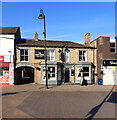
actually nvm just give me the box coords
[1,91,27,96]
[85,86,115,120]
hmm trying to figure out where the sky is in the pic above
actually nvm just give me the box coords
[2,2,115,44]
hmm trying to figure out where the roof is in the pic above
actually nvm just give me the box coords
[90,36,110,44]
[16,39,94,48]
[0,27,20,34]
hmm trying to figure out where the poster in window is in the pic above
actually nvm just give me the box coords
[35,50,45,59]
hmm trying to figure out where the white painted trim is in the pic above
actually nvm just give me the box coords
[18,47,30,62]
[78,49,88,62]
[16,64,35,68]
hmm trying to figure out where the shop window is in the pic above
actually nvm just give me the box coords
[83,67,89,77]
[20,49,29,62]
[77,67,89,78]
[78,50,87,62]
[0,67,9,75]
[48,67,55,80]
[47,49,55,61]
[110,42,116,53]
[42,66,56,80]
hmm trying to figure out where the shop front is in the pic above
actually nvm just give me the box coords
[102,59,117,85]
[75,62,94,85]
[40,62,61,85]
[0,56,14,85]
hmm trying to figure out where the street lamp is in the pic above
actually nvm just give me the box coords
[38,9,48,89]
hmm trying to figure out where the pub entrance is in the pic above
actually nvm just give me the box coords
[65,68,70,82]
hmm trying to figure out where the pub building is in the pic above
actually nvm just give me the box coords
[15,32,95,85]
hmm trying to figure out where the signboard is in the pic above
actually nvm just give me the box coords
[35,50,45,59]
[0,56,10,62]
[0,56,4,62]
[103,60,117,66]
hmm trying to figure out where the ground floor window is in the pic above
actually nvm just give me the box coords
[77,66,90,79]
[42,66,56,80]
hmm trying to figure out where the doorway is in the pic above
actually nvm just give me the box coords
[65,68,70,82]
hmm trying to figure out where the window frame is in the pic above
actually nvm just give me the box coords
[19,48,29,62]
[41,65,57,81]
[78,49,88,62]
[110,42,116,53]
[64,49,70,63]
[47,48,56,62]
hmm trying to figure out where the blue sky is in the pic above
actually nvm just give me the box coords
[2,2,115,43]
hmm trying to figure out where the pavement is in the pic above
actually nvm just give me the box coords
[1,84,117,119]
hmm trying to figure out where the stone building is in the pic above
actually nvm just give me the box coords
[15,33,95,85]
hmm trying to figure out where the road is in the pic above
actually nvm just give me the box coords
[1,84,117,119]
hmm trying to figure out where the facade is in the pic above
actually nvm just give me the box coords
[90,36,117,85]
[0,27,21,85]
[15,33,95,85]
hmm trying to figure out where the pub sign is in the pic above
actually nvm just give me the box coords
[35,50,45,59]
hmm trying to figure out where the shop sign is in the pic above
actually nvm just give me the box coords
[0,56,10,62]
[103,60,117,66]
[35,50,45,59]
[0,56,4,62]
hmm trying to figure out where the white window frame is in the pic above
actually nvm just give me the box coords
[19,48,29,62]
[47,49,56,62]
[78,49,88,62]
[64,49,70,63]
[41,65,57,81]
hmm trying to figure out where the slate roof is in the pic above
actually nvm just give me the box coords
[16,39,94,48]
[0,27,20,34]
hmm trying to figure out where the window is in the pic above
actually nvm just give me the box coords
[83,67,89,77]
[0,67,9,76]
[77,66,89,78]
[42,66,56,80]
[47,49,55,61]
[79,50,87,62]
[48,67,55,80]
[20,49,29,62]
[65,50,70,63]
[110,42,116,53]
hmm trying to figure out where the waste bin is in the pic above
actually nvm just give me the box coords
[98,79,102,85]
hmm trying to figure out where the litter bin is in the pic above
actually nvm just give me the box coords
[98,79,102,85]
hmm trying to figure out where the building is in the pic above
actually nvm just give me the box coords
[90,36,117,85]
[0,27,21,85]
[15,32,95,85]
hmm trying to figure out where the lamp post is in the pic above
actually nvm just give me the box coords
[38,9,48,89]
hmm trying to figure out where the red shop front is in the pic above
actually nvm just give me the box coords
[0,56,14,85]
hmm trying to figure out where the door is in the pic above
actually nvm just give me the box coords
[65,68,70,82]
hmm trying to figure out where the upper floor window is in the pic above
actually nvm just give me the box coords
[78,50,87,62]
[20,49,29,62]
[110,42,116,53]
[47,49,55,61]
[64,49,70,63]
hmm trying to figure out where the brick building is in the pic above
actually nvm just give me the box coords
[90,36,117,85]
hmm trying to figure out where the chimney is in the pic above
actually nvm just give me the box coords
[85,33,90,46]
[35,32,38,41]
